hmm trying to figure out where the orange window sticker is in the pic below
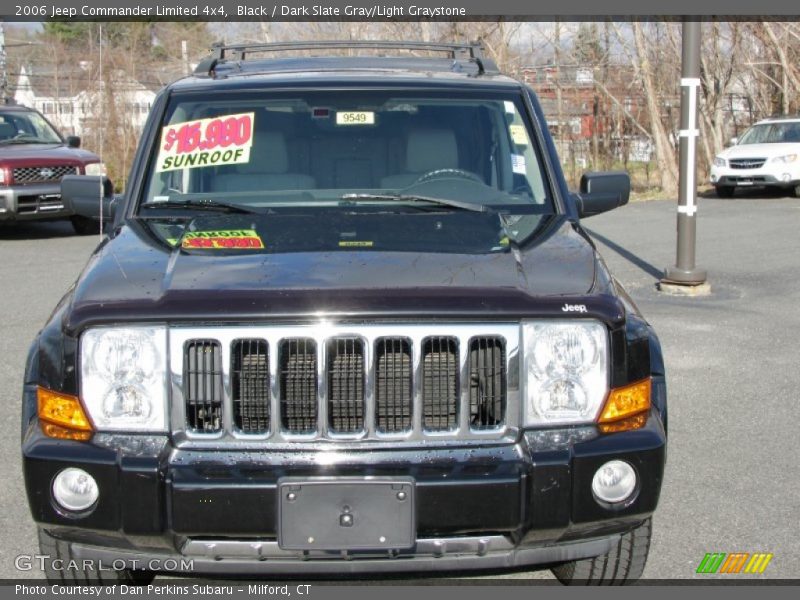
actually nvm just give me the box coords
[181,229,264,249]
[156,112,255,173]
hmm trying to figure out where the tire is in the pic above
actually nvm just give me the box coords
[715,186,735,198]
[794,184,800,198]
[551,518,652,585]
[70,216,98,236]
[37,527,154,585]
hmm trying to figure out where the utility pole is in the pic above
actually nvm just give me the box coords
[181,40,190,76]
[0,21,7,102]
[661,20,709,294]
[555,20,564,171]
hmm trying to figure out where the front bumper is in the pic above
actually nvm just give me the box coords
[61,534,618,575]
[23,385,666,575]
[710,166,800,187]
[0,183,71,221]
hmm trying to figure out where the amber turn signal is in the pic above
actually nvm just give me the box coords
[37,387,93,440]
[598,413,649,434]
[598,378,651,424]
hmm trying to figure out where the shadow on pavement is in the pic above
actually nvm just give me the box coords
[0,220,77,240]
[584,227,663,280]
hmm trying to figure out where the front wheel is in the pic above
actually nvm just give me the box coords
[37,527,154,585]
[551,518,652,585]
[794,184,800,198]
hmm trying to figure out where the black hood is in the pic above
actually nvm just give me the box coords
[65,214,604,332]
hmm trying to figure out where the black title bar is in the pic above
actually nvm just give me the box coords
[1,0,800,21]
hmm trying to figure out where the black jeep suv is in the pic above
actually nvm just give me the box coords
[22,42,666,585]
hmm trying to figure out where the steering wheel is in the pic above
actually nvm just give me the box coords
[414,168,484,185]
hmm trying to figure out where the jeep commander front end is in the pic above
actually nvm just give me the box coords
[21,42,667,585]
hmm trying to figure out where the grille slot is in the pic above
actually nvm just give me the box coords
[375,338,412,433]
[469,337,506,429]
[422,337,459,431]
[327,338,365,433]
[184,340,223,433]
[279,339,318,433]
[729,158,766,169]
[231,339,270,433]
[12,164,78,185]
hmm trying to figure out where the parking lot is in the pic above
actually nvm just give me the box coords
[1,193,798,581]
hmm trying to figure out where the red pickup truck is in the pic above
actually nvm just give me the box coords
[0,103,105,234]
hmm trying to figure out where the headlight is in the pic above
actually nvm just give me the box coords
[713,156,726,167]
[84,162,107,176]
[522,320,608,426]
[80,326,168,431]
[771,154,797,164]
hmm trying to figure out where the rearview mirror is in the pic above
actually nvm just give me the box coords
[65,135,81,148]
[575,171,631,218]
[727,137,738,147]
[62,175,116,224]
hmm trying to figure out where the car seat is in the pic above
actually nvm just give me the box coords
[380,129,459,189]
[210,131,315,192]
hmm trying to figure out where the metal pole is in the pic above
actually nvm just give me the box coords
[0,21,7,102]
[663,19,707,286]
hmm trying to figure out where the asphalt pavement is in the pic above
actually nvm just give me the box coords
[1,191,798,581]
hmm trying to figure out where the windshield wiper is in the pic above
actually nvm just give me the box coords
[139,199,261,215]
[340,193,488,213]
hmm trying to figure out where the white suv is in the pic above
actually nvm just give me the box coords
[710,116,800,198]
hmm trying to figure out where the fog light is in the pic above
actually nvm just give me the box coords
[591,460,636,504]
[52,468,99,512]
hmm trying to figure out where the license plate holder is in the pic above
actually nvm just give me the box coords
[277,477,415,551]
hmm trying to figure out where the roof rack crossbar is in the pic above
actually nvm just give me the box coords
[195,40,495,77]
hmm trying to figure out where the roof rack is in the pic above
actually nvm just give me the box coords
[194,40,499,78]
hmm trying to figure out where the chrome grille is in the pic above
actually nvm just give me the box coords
[231,339,270,433]
[374,338,412,433]
[469,337,506,429]
[12,164,78,185]
[280,338,318,433]
[729,158,766,169]
[171,324,520,444]
[327,338,365,433]
[422,337,459,431]
[184,340,223,433]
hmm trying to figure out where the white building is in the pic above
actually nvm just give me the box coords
[12,64,161,137]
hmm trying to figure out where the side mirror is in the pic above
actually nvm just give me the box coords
[575,171,631,218]
[61,175,116,223]
[65,135,81,148]
[727,137,738,147]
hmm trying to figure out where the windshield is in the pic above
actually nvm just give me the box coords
[0,110,62,143]
[140,89,554,253]
[738,121,800,145]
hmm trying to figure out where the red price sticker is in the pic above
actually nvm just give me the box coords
[156,112,254,173]
[181,229,264,250]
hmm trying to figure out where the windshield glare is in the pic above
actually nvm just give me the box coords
[142,90,551,212]
[0,110,62,143]
[738,122,800,145]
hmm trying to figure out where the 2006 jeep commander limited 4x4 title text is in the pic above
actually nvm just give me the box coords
[22,41,667,585]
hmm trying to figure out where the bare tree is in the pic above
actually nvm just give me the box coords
[630,22,679,197]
